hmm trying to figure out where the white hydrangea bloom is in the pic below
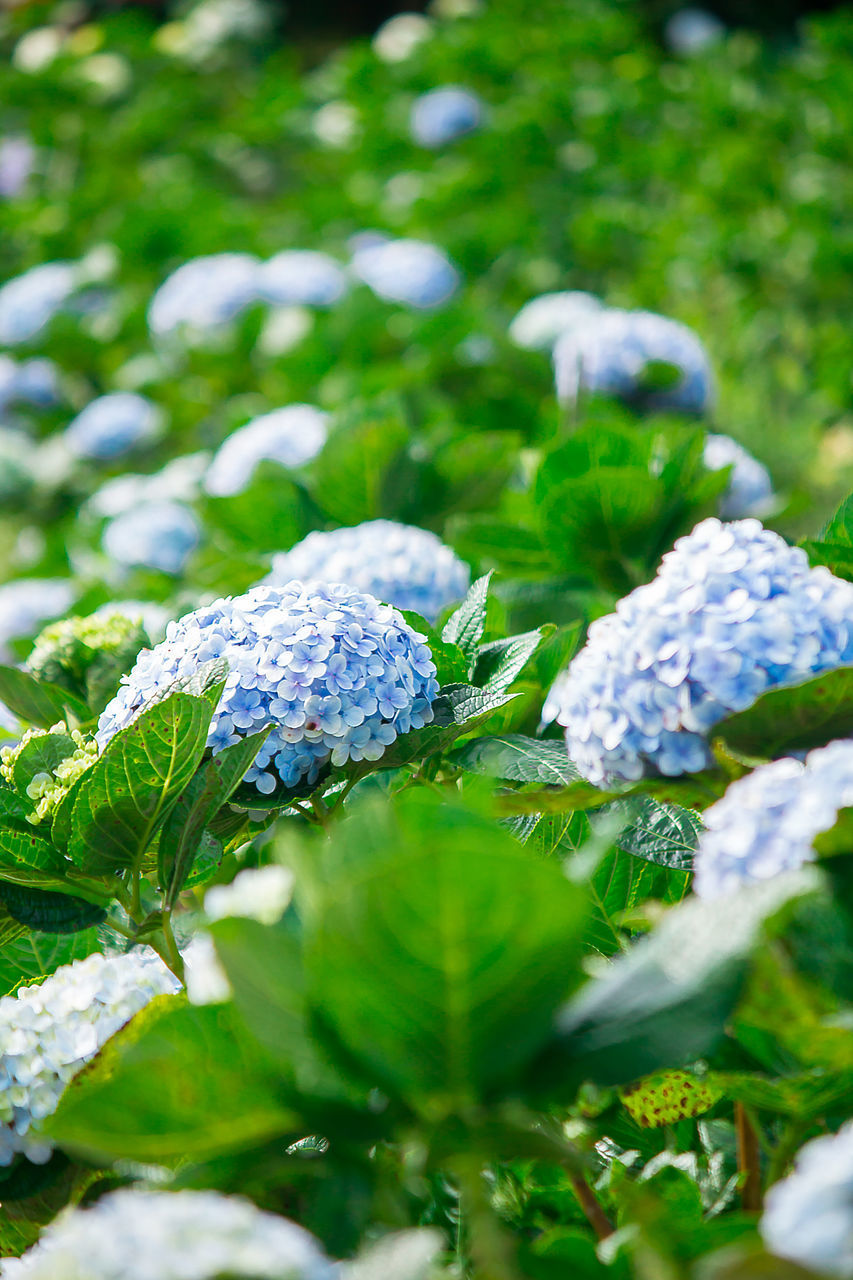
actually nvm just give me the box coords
[204,405,329,497]
[0,263,77,346]
[87,452,210,519]
[147,254,261,338]
[0,578,74,661]
[257,251,347,307]
[761,1122,853,1277]
[508,290,604,352]
[372,12,433,62]
[0,950,178,1167]
[0,1188,335,1279]
[182,934,232,1006]
[351,238,460,309]
[204,865,294,924]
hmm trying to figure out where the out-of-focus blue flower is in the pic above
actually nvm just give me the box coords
[553,307,714,415]
[267,520,470,623]
[8,356,60,407]
[694,739,853,898]
[204,404,329,497]
[509,290,604,352]
[88,452,210,519]
[0,1188,334,1280]
[704,433,775,519]
[410,86,483,148]
[0,137,34,198]
[97,582,439,793]
[257,251,347,307]
[64,392,162,461]
[147,253,261,337]
[102,501,201,575]
[665,8,725,55]
[543,518,853,786]
[351,237,460,309]
[0,578,74,661]
[0,262,77,347]
[761,1121,853,1278]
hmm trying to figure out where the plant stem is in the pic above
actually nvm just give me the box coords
[735,1101,763,1211]
[568,1170,614,1241]
[456,1158,517,1280]
[157,910,185,983]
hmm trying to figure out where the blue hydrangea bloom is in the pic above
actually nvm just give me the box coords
[351,238,460,309]
[147,253,261,337]
[509,291,604,352]
[665,8,725,55]
[266,520,470,622]
[0,137,34,199]
[553,307,714,415]
[8,356,60,407]
[257,251,347,307]
[704,433,775,519]
[97,582,439,793]
[102,501,200,575]
[0,578,74,661]
[694,740,853,899]
[761,1121,853,1278]
[0,262,77,346]
[204,405,329,497]
[410,86,483,148]
[64,392,162,460]
[543,518,853,786]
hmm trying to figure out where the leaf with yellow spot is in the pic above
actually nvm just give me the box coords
[619,1069,721,1128]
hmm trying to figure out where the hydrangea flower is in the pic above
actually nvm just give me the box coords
[508,290,604,352]
[543,518,853,786]
[64,392,162,461]
[102,501,201,575]
[266,520,470,622]
[694,739,853,898]
[204,405,329,497]
[761,1121,853,1278]
[257,251,347,307]
[410,86,483,148]
[0,136,34,199]
[5,356,61,408]
[0,1188,334,1279]
[373,12,433,62]
[27,609,148,699]
[147,253,260,337]
[553,307,714,415]
[96,582,439,793]
[703,433,774,519]
[665,8,725,55]
[0,578,75,662]
[0,720,97,824]
[88,452,210,519]
[0,427,35,504]
[0,950,178,1167]
[0,263,77,347]
[351,238,460,309]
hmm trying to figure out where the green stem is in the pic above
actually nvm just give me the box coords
[157,910,185,983]
[455,1158,517,1280]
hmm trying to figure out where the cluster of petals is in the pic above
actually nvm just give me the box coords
[257,250,347,307]
[544,518,853,786]
[553,306,714,414]
[88,452,209,519]
[0,263,78,346]
[0,355,59,414]
[0,1188,334,1280]
[761,1121,853,1278]
[0,950,178,1167]
[410,85,483,148]
[508,290,603,352]
[102,500,200,575]
[703,432,774,519]
[350,237,460,309]
[266,520,470,622]
[694,739,853,898]
[96,582,438,793]
[204,404,329,497]
[64,392,162,461]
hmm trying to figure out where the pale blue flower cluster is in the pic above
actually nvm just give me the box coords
[543,518,853,786]
[694,740,853,898]
[0,137,34,199]
[0,355,60,414]
[267,520,470,622]
[704,433,774,519]
[147,253,261,337]
[96,582,439,793]
[761,1121,853,1278]
[0,949,178,1167]
[64,392,162,461]
[102,501,200,575]
[0,1188,334,1280]
[665,8,725,55]
[0,263,77,346]
[257,250,347,306]
[410,86,483,148]
[0,578,75,661]
[204,404,329,497]
[509,290,603,352]
[351,237,460,308]
[553,307,714,414]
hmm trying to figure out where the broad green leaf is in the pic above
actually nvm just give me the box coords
[474,626,550,694]
[0,884,106,934]
[620,1069,722,1127]
[159,729,270,907]
[717,667,853,759]
[819,493,853,545]
[0,1154,96,1258]
[453,734,579,786]
[614,796,701,871]
[68,692,214,875]
[47,1000,298,1163]
[0,827,68,878]
[710,1068,853,1117]
[0,898,26,947]
[305,791,589,1109]
[0,926,103,997]
[441,573,492,661]
[0,667,89,730]
[585,847,690,958]
[10,731,77,798]
[800,538,853,581]
[308,410,410,525]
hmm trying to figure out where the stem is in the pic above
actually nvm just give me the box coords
[567,1170,614,1242]
[157,910,185,983]
[129,871,142,922]
[456,1158,517,1280]
[309,794,331,828]
[735,1102,763,1211]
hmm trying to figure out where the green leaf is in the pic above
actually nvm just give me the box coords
[474,626,550,694]
[0,827,68,879]
[68,692,215,875]
[0,927,103,997]
[159,729,270,908]
[308,407,410,525]
[453,735,579,786]
[819,493,853,545]
[585,847,690,958]
[717,667,853,759]
[47,1000,298,1164]
[0,884,106,934]
[0,667,89,730]
[10,731,77,799]
[614,796,701,871]
[305,791,589,1109]
[800,539,853,581]
[441,573,492,661]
